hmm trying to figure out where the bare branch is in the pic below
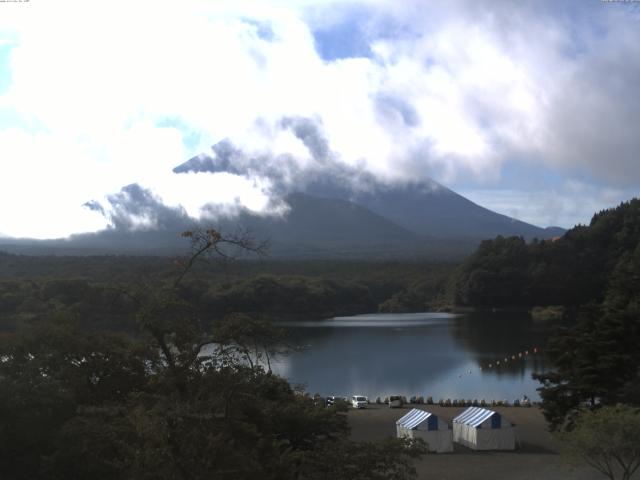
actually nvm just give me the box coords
[172,227,267,289]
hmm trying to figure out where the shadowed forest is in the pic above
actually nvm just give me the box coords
[1,199,639,479]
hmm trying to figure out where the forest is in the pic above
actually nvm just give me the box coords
[2,200,640,478]
[0,251,454,333]
[0,230,429,479]
[451,199,640,308]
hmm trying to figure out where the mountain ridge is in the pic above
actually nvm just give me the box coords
[174,145,564,240]
[0,186,565,258]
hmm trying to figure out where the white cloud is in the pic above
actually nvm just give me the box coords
[0,128,110,238]
[0,0,638,238]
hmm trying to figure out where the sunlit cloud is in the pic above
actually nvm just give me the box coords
[0,0,638,237]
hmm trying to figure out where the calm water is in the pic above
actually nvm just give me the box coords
[272,311,551,401]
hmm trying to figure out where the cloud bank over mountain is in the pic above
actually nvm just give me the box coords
[0,0,638,238]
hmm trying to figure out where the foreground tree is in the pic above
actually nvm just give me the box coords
[534,244,640,430]
[300,437,427,480]
[559,406,640,480]
[0,228,426,480]
[533,304,638,429]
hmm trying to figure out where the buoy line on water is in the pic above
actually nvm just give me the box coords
[456,347,540,379]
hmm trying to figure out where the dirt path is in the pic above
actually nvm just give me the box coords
[348,404,603,480]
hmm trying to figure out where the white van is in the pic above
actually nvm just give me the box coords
[388,395,403,408]
[351,395,368,408]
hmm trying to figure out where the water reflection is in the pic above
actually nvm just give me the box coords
[277,312,457,328]
[272,311,552,401]
[451,311,549,379]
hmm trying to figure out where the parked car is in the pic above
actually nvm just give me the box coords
[388,395,403,408]
[351,395,368,409]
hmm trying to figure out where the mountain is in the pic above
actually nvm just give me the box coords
[305,181,560,240]
[0,192,476,258]
[0,181,565,258]
[215,192,478,258]
[229,192,418,246]
[175,147,565,241]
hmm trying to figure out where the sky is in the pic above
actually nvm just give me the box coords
[0,0,639,239]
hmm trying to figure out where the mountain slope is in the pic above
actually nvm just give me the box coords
[175,143,564,240]
[0,186,562,258]
[304,180,561,240]
[214,193,454,258]
[2,193,471,258]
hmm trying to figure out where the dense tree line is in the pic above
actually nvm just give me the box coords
[378,273,451,313]
[449,199,640,431]
[0,254,455,333]
[534,239,640,429]
[0,229,427,479]
[0,275,375,332]
[0,277,138,332]
[452,199,640,308]
[203,275,375,318]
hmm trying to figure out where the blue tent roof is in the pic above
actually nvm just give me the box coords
[453,407,501,428]
[396,409,438,430]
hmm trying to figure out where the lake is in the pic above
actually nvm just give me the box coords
[272,311,552,402]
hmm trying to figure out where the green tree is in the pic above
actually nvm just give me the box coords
[0,314,152,479]
[0,228,426,480]
[300,437,427,480]
[212,313,286,372]
[559,406,640,480]
[452,199,640,308]
[534,242,640,430]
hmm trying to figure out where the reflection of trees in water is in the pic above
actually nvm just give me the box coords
[271,313,555,398]
[451,310,551,378]
[276,325,469,396]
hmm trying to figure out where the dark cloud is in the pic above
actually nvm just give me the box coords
[103,184,191,231]
[173,116,380,199]
[174,139,244,175]
[82,200,105,216]
[174,135,303,196]
[280,116,330,161]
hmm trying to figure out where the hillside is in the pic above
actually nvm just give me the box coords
[322,181,562,240]
[451,198,640,307]
[176,148,565,241]
[0,192,476,259]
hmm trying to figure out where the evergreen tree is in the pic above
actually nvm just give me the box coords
[534,243,640,430]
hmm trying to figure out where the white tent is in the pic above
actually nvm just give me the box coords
[452,406,515,450]
[396,408,453,453]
